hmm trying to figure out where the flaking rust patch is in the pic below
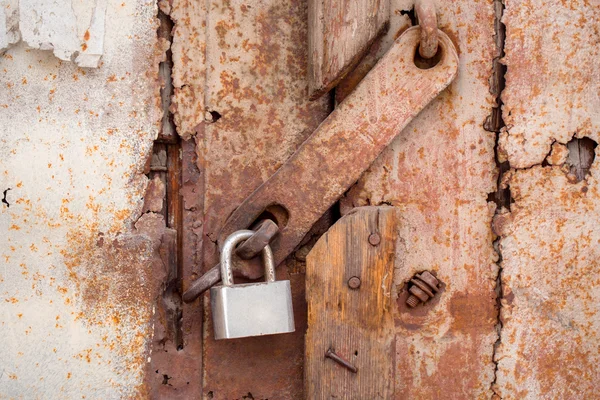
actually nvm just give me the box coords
[494,164,600,399]
[500,0,600,168]
[168,0,207,140]
[60,213,166,393]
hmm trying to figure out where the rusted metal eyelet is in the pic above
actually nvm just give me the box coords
[415,0,439,59]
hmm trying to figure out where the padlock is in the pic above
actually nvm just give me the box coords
[210,230,295,340]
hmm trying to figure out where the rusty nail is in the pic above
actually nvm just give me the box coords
[325,348,358,373]
[348,276,361,289]
[406,271,440,307]
[368,233,381,246]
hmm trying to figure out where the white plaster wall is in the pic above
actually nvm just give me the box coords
[1,0,108,68]
[0,1,160,398]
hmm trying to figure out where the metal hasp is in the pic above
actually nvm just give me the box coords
[210,230,295,340]
[183,26,458,302]
[217,27,458,275]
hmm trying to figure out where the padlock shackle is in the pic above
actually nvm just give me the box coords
[220,230,276,287]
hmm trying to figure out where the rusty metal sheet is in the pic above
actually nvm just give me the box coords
[151,0,208,396]
[494,0,600,397]
[499,0,600,168]
[493,165,600,399]
[0,0,163,397]
[340,0,499,397]
[199,0,331,397]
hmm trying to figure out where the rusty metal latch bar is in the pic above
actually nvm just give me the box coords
[183,26,458,303]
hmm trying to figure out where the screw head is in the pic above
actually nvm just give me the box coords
[368,233,381,246]
[348,276,361,289]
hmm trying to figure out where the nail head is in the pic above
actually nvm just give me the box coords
[348,276,361,289]
[368,233,381,246]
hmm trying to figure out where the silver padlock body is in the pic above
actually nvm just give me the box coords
[211,280,295,340]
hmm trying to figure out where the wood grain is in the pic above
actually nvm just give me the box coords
[305,206,397,399]
[308,0,389,99]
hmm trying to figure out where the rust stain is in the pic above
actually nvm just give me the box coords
[198,0,331,397]
[342,0,499,398]
[494,165,600,398]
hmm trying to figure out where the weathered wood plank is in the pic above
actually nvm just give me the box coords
[340,0,499,398]
[305,206,396,399]
[308,0,389,99]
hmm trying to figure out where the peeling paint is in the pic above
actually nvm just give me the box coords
[165,0,207,140]
[499,0,600,168]
[0,0,19,52]
[494,164,600,399]
[3,0,107,67]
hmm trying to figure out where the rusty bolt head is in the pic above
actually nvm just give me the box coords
[417,271,439,291]
[368,233,381,246]
[406,270,440,308]
[348,276,361,289]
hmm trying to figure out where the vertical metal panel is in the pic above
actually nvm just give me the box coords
[199,0,330,398]
[495,1,600,398]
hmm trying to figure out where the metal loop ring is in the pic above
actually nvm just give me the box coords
[182,221,279,302]
[415,0,438,59]
[220,230,276,287]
